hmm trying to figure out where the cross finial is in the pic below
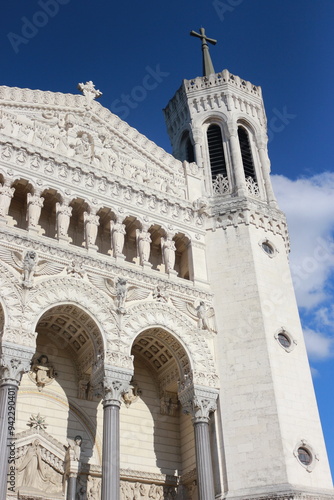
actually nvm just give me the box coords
[190,27,217,77]
[77,81,102,101]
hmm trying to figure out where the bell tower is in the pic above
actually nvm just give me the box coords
[164,30,333,500]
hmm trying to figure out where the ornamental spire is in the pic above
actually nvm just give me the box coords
[190,27,217,77]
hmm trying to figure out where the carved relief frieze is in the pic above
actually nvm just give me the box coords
[0,138,201,232]
[0,85,187,194]
[0,227,212,305]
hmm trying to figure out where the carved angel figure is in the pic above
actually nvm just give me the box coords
[0,184,15,217]
[116,278,128,309]
[171,297,216,332]
[0,247,65,287]
[23,250,37,283]
[31,355,54,390]
[87,274,150,310]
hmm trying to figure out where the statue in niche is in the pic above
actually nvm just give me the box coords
[84,212,100,247]
[110,219,126,257]
[56,202,72,238]
[136,225,152,265]
[17,440,61,493]
[26,192,44,228]
[161,233,176,273]
[66,435,82,461]
[0,183,15,217]
[31,354,55,390]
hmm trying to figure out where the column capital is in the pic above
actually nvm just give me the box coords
[0,343,34,387]
[92,364,133,408]
[226,120,238,138]
[178,379,218,424]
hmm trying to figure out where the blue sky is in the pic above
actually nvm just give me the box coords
[1,0,334,478]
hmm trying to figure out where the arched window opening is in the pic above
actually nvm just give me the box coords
[207,124,227,180]
[185,137,195,163]
[180,131,195,163]
[238,126,256,181]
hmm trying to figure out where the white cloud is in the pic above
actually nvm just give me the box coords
[272,173,334,308]
[303,328,334,361]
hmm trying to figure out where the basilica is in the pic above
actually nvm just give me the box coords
[0,33,333,500]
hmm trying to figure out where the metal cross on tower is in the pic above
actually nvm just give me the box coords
[190,27,217,77]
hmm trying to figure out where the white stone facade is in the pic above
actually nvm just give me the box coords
[0,71,332,500]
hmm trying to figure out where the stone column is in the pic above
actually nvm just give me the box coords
[101,369,132,500]
[179,382,218,500]
[0,182,15,220]
[257,137,278,208]
[27,191,44,233]
[227,122,246,197]
[0,345,33,500]
[66,474,77,500]
[192,128,203,168]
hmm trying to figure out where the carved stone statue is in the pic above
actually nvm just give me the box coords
[17,440,61,493]
[116,277,127,309]
[23,250,37,284]
[0,183,15,217]
[56,202,72,239]
[122,384,140,407]
[111,219,126,257]
[31,355,54,390]
[66,435,82,461]
[196,301,210,330]
[72,131,94,162]
[161,233,176,273]
[26,192,44,228]
[84,212,100,247]
[136,225,152,265]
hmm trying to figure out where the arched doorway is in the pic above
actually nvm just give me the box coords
[119,327,197,498]
[15,303,104,499]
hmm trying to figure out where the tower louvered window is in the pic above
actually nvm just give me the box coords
[207,124,227,179]
[238,126,256,181]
